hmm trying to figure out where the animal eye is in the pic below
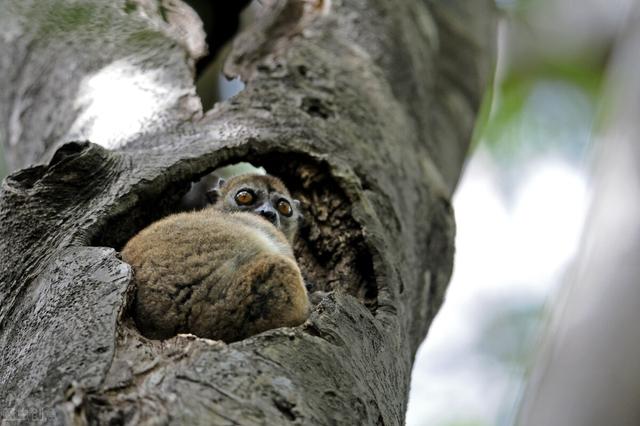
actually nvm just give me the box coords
[235,190,254,205]
[276,199,293,217]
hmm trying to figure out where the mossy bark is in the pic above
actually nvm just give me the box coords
[0,0,496,424]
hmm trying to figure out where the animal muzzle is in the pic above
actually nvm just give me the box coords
[258,208,278,227]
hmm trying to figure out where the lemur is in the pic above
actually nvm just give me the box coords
[121,174,310,342]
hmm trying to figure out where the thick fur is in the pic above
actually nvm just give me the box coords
[122,179,309,342]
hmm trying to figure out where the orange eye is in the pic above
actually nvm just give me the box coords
[277,199,293,217]
[235,190,254,205]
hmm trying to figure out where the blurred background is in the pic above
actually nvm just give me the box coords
[1,0,638,424]
[407,0,639,424]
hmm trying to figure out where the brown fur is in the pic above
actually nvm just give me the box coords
[121,177,310,342]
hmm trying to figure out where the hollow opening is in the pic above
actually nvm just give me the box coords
[93,153,377,340]
[183,1,255,111]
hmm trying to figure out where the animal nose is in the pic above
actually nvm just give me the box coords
[259,209,278,225]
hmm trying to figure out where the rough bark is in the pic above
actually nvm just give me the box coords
[0,0,495,424]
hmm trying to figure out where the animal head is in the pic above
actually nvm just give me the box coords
[207,174,302,242]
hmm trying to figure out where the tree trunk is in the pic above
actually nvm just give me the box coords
[0,0,496,424]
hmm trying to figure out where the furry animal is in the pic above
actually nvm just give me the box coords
[121,174,310,342]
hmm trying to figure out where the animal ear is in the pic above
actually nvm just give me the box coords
[205,177,226,204]
[293,199,303,217]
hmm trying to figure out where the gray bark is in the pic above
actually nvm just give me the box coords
[0,0,495,424]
